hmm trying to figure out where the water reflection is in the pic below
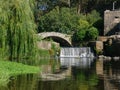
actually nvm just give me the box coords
[0,74,38,90]
[103,60,120,90]
[60,57,94,68]
[1,59,120,90]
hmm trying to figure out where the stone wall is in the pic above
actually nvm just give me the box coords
[37,41,60,50]
[98,36,108,42]
[89,41,103,55]
[104,10,120,35]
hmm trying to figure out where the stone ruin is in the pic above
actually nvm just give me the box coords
[104,10,120,36]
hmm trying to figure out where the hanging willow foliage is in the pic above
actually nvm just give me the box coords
[0,0,38,61]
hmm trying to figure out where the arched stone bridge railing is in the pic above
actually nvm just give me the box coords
[38,32,72,46]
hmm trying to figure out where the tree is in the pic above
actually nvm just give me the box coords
[72,19,89,42]
[86,27,99,40]
[86,10,101,25]
[38,7,79,34]
[86,10,102,35]
[72,19,99,43]
[0,0,37,61]
[77,19,89,29]
[72,29,86,42]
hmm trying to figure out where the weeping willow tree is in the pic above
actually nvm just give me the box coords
[0,0,38,61]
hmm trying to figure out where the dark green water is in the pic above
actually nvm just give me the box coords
[0,58,120,90]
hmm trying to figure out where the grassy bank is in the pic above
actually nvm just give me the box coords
[0,61,40,86]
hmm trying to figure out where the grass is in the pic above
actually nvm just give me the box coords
[0,60,40,86]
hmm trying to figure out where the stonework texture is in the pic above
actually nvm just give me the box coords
[104,10,120,35]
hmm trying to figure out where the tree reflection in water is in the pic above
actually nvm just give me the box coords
[3,58,120,90]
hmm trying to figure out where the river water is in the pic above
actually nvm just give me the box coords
[0,58,120,90]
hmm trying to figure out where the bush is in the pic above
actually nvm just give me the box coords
[86,27,99,40]
[72,19,99,43]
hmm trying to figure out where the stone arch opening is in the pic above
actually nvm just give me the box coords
[43,36,72,47]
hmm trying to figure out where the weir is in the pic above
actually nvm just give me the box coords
[60,47,95,67]
[60,47,94,58]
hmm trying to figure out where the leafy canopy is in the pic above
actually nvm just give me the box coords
[0,0,37,61]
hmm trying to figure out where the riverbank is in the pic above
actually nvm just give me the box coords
[0,60,40,86]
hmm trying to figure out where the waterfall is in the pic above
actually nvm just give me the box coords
[60,47,94,58]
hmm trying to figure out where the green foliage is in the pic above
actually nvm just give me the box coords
[0,60,39,86]
[77,19,89,29]
[38,49,50,58]
[38,8,100,44]
[0,0,38,61]
[48,42,60,57]
[86,27,98,40]
[36,0,120,16]
[38,7,80,34]
[0,71,9,86]
[86,10,102,25]
[72,19,99,43]
[73,29,86,42]
[95,49,103,55]
[73,27,98,43]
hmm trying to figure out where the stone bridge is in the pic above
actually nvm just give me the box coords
[38,32,72,46]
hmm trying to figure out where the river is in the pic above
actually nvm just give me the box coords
[0,57,120,90]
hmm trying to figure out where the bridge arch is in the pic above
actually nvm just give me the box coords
[38,32,72,46]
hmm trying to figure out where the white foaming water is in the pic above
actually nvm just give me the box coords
[60,47,94,58]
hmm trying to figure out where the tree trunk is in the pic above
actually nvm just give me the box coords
[68,0,71,7]
[77,0,81,14]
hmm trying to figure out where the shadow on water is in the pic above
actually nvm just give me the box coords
[1,58,120,90]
